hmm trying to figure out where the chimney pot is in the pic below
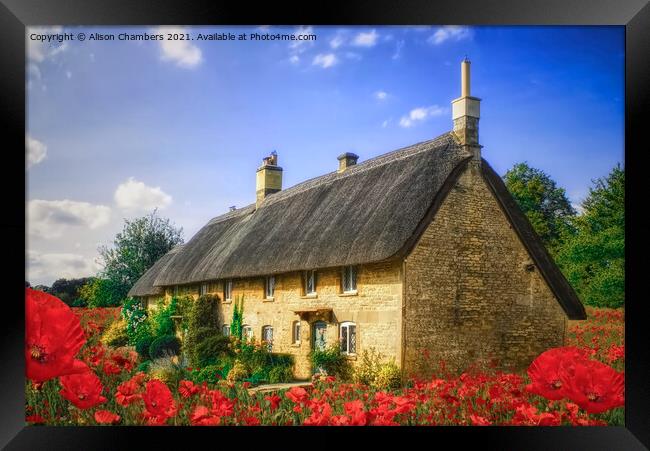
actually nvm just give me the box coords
[337,152,359,172]
[256,151,283,208]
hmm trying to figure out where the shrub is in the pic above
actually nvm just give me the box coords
[354,348,383,385]
[185,294,220,367]
[100,318,129,347]
[227,360,249,382]
[195,335,232,367]
[149,335,181,359]
[135,333,155,360]
[192,362,232,385]
[137,360,152,373]
[151,297,178,337]
[310,345,352,381]
[149,356,187,388]
[268,365,294,384]
[71,298,87,307]
[372,360,403,390]
[122,297,149,345]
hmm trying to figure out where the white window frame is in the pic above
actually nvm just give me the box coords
[292,320,301,344]
[224,280,233,301]
[262,325,274,352]
[222,324,230,337]
[200,283,208,296]
[304,270,317,296]
[265,276,275,299]
[340,321,357,355]
[242,325,253,340]
[342,266,358,294]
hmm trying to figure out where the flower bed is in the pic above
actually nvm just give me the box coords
[25,289,624,426]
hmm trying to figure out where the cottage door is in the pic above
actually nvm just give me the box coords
[312,321,327,374]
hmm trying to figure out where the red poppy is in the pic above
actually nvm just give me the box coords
[526,347,587,401]
[264,394,282,411]
[178,380,200,398]
[116,379,142,406]
[344,400,367,426]
[94,410,121,424]
[470,414,491,426]
[561,359,624,414]
[26,414,45,424]
[102,359,122,375]
[190,405,221,426]
[303,402,332,426]
[25,288,87,383]
[59,367,107,410]
[244,416,261,426]
[142,380,177,425]
[285,386,308,404]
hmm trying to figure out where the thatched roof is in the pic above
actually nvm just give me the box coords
[127,245,185,297]
[137,130,584,320]
[152,132,469,285]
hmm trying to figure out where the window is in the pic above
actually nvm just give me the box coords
[242,325,253,341]
[199,283,208,296]
[303,270,317,296]
[292,321,301,344]
[224,280,233,301]
[262,325,274,352]
[265,276,275,299]
[342,266,357,293]
[340,322,357,355]
[222,324,230,337]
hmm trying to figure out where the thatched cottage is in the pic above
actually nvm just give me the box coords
[129,59,586,379]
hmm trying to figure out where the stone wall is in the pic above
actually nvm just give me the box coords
[160,261,403,379]
[403,161,568,377]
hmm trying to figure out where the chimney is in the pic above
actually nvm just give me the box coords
[256,151,282,208]
[337,152,359,173]
[451,57,482,160]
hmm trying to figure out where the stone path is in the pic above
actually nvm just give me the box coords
[247,381,312,395]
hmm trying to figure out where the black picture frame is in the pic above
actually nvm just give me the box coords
[2,0,648,448]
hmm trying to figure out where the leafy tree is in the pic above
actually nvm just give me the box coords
[78,278,123,307]
[48,277,96,306]
[555,165,624,308]
[503,162,576,251]
[98,210,183,302]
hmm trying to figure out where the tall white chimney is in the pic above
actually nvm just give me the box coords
[451,57,482,160]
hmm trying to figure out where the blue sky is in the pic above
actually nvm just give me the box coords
[26,25,624,286]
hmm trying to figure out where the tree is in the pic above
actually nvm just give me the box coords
[555,165,624,308]
[503,162,576,252]
[48,277,96,306]
[98,210,184,302]
[78,278,123,307]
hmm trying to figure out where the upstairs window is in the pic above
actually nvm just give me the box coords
[222,324,230,337]
[303,270,317,296]
[262,325,274,352]
[242,325,253,341]
[199,283,208,296]
[224,280,233,301]
[342,266,357,293]
[292,321,301,344]
[340,321,357,355]
[265,276,275,299]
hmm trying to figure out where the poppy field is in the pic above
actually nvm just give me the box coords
[25,289,624,426]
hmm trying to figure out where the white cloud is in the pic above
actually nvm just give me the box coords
[27,250,100,285]
[392,40,405,60]
[27,26,68,63]
[312,53,338,69]
[330,33,345,49]
[289,55,300,65]
[287,26,315,64]
[66,70,72,79]
[26,135,47,168]
[114,177,172,211]
[28,199,111,239]
[382,119,391,128]
[344,52,362,61]
[352,29,379,47]
[374,91,388,100]
[428,26,472,45]
[154,26,203,68]
[399,105,447,128]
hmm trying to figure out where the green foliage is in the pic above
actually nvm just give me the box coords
[268,365,294,384]
[149,335,182,359]
[354,347,384,385]
[101,318,129,347]
[135,334,155,360]
[184,294,220,367]
[227,360,250,382]
[98,209,184,303]
[555,165,625,307]
[122,297,149,345]
[71,298,87,307]
[230,295,244,340]
[151,297,178,337]
[48,277,96,306]
[79,278,123,308]
[195,335,232,367]
[372,360,403,389]
[148,356,188,388]
[310,345,352,381]
[191,363,232,384]
[503,162,576,251]
[137,360,152,373]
